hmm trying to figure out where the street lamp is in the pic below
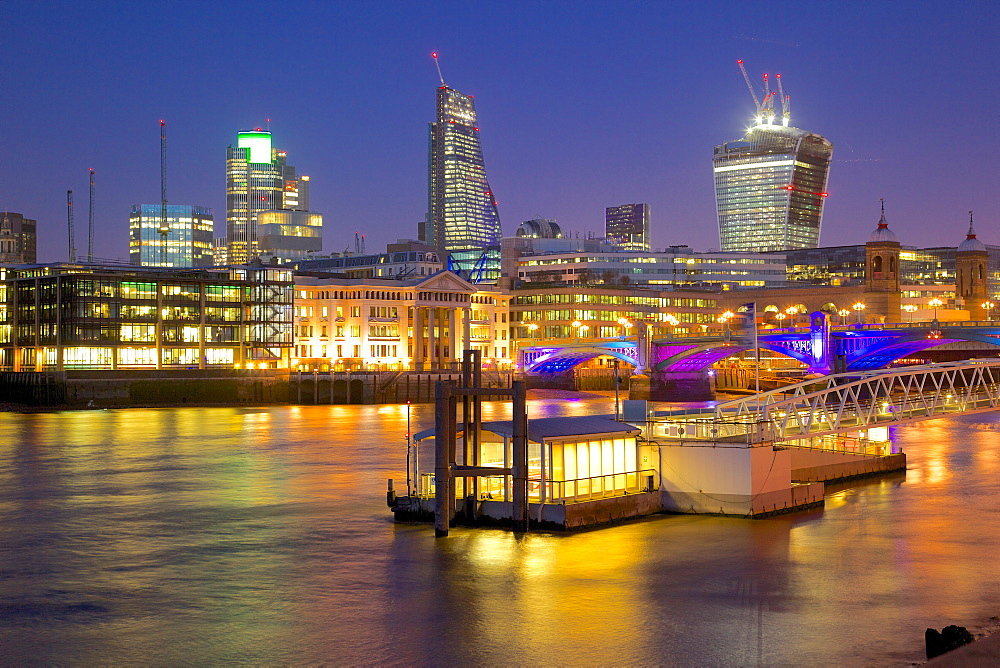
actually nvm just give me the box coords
[852,302,867,325]
[571,320,582,341]
[903,304,918,322]
[981,301,995,321]
[838,309,851,326]
[928,298,943,322]
[527,322,539,341]
[616,317,632,340]
[775,312,787,327]
[785,306,799,327]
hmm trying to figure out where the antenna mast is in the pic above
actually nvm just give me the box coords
[431,52,446,86]
[88,168,95,262]
[66,190,76,262]
[159,120,168,265]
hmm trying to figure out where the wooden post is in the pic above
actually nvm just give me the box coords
[511,380,528,532]
[434,380,452,537]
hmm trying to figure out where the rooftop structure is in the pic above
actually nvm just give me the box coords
[0,212,37,264]
[605,203,650,252]
[714,62,833,253]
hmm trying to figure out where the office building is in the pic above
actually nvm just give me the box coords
[0,212,37,264]
[225,130,322,264]
[0,263,293,371]
[296,239,444,279]
[605,204,650,252]
[129,205,214,267]
[714,66,833,253]
[424,82,502,282]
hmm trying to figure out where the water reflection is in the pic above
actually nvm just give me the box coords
[1,402,999,664]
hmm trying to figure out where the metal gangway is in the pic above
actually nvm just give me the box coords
[650,359,1000,445]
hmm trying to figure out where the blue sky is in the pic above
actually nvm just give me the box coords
[2,0,998,261]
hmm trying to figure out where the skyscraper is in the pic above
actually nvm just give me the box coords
[424,71,502,282]
[129,204,214,267]
[713,64,833,253]
[605,203,650,251]
[0,212,37,264]
[225,130,320,265]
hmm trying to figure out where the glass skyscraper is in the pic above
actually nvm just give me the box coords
[226,130,317,265]
[605,203,651,251]
[425,85,502,282]
[129,204,214,267]
[713,125,833,253]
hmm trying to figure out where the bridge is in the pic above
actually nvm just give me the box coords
[520,313,1000,400]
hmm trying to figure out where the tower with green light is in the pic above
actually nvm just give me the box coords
[225,130,319,265]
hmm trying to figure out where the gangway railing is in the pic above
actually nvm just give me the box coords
[642,359,1000,445]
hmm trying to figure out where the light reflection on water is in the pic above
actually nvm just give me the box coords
[1,398,999,665]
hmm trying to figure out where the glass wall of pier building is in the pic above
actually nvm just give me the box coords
[512,285,719,341]
[0,264,293,371]
[128,204,214,268]
[713,125,833,253]
[292,271,511,371]
[511,246,786,291]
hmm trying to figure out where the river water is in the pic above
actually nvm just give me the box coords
[1,397,998,665]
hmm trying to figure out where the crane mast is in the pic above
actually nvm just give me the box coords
[66,190,76,263]
[776,73,790,126]
[88,169,95,262]
[737,60,762,122]
[160,120,168,265]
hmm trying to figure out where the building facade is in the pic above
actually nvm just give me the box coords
[605,203,651,252]
[225,130,321,265]
[0,264,293,371]
[292,271,510,371]
[0,212,37,264]
[510,244,786,290]
[714,124,833,253]
[128,204,214,267]
[424,84,502,281]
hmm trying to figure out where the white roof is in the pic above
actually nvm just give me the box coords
[413,416,640,443]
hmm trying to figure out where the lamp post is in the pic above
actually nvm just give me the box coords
[616,317,632,340]
[571,319,582,342]
[838,309,850,327]
[718,310,735,333]
[929,298,943,322]
[785,306,799,327]
[981,301,995,321]
[852,302,866,325]
[527,322,539,341]
[903,304,917,322]
[775,312,787,327]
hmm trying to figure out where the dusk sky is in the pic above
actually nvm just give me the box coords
[2,1,998,263]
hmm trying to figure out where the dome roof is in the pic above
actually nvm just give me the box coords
[868,203,898,243]
[959,214,987,253]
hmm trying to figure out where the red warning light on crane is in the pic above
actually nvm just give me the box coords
[431,52,438,58]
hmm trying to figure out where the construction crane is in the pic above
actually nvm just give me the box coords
[159,120,168,265]
[761,73,776,124]
[88,168,95,262]
[776,73,790,126]
[66,190,76,262]
[737,60,762,123]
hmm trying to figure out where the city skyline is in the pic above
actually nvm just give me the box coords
[1,2,998,263]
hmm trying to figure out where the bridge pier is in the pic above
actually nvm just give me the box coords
[521,371,576,392]
[629,370,715,402]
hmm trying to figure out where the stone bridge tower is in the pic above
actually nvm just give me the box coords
[864,200,901,323]
[956,212,989,321]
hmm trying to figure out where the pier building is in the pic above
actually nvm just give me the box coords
[291,270,511,371]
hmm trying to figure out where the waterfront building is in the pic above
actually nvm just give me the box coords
[296,240,444,280]
[863,202,902,321]
[292,271,510,371]
[605,203,651,252]
[0,212,37,264]
[714,67,832,252]
[511,285,719,342]
[423,81,502,282]
[226,130,322,264]
[0,263,293,371]
[128,204,214,267]
[509,243,786,290]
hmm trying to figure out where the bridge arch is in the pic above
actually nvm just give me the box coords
[847,331,1000,370]
[654,341,812,372]
[524,344,639,373]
